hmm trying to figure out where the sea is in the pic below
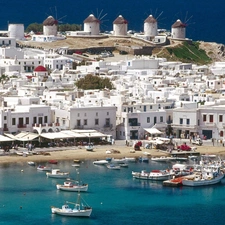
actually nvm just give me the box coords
[1,159,225,225]
[1,0,225,44]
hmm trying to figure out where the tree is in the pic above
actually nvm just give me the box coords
[75,74,114,90]
[26,23,43,33]
[0,74,9,86]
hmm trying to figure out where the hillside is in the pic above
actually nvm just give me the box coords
[17,37,225,65]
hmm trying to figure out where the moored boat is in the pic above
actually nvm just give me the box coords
[28,161,35,166]
[56,181,88,192]
[51,192,92,217]
[46,169,69,179]
[107,164,120,170]
[37,165,51,171]
[48,160,58,164]
[93,160,109,165]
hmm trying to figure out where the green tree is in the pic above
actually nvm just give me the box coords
[75,74,114,90]
[0,74,9,86]
[26,23,43,33]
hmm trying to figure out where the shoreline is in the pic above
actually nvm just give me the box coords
[0,144,225,165]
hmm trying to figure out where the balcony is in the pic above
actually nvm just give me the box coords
[3,127,8,131]
[17,124,27,128]
[129,122,140,127]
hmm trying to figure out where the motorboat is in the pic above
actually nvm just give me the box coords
[124,157,136,162]
[119,163,128,167]
[182,165,224,186]
[111,158,126,164]
[37,165,51,171]
[132,169,174,181]
[151,156,175,162]
[28,161,35,166]
[93,160,109,165]
[56,181,88,192]
[46,169,69,179]
[51,192,92,217]
[138,156,149,163]
[106,164,120,170]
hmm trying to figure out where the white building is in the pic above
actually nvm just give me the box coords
[144,15,158,37]
[8,24,24,40]
[171,19,186,39]
[83,14,100,35]
[113,15,128,36]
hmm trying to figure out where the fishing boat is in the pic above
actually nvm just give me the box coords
[46,169,69,179]
[132,169,174,181]
[37,165,51,171]
[56,181,88,192]
[182,165,224,186]
[56,170,88,192]
[51,192,92,217]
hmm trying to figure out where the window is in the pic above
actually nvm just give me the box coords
[12,118,16,125]
[220,131,223,137]
[77,113,80,117]
[96,112,98,116]
[107,112,109,115]
[203,114,207,122]
[147,117,150,123]
[180,118,183,124]
[26,117,29,124]
[150,105,152,109]
[187,119,190,125]
[154,117,157,124]
[105,118,110,126]
[219,115,223,122]
[33,117,37,124]
[77,120,81,126]
[95,119,99,125]
[209,115,213,123]
[44,116,47,123]
[84,119,87,125]
[4,116,6,120]
[160,116,163,122]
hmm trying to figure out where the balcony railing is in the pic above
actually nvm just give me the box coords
[17,124,27,128]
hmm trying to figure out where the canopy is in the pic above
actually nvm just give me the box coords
[144,128,162,134]
[0,134,15,142]
[4,132,39,141]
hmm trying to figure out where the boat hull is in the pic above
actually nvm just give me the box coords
[51,207,92,217]
[56,184,88,192]
[46,173,69,179]
[182,174,224,186]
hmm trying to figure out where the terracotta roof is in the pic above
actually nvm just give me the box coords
[113,15,128,24]
[83,14,100,23]
[144,15,157,23]
[34,65,47,72]
[172,19,186,28]
[43,16,58,26]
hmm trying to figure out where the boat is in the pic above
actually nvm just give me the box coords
[124,157,136,162]
[151,156,175,162]
[48,160,58,164]
[37,165,51,171]
[93,160,109,165]
[85,143,94,151]
[107,164,120,170]
[111,158,126,164]
[119,163,128,167]
[182,165,224,186]
[28,161,35,166]
[51,192,92,217]
[46,169,69,179]
[132,169,174,181]
[138,156,149,163]
[56,181,88,192]
[72,163,80,167]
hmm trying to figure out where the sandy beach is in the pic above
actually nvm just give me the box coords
[1,141,225,165]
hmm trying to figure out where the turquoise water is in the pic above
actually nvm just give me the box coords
[0,160,225,225]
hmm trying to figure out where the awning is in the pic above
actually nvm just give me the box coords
[4,132,39,141]
[144,128,162,134]
[40,132,75,140]
[0,134,15,142]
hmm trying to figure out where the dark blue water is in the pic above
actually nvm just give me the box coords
[1,0,225,44]
[0,160,225,225]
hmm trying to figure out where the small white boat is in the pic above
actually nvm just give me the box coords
[46,169,69,179]
[125,157,136,162]
[119,163,128,167]
[56,181,88,192]
[111,158,126,164]
[28,161,35,166]
[107,164,120,170]
[37,165,51,171]
[72,163,80,167]
[51,192,92,217]
[93,160,109,165]
[85,143,94,151]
